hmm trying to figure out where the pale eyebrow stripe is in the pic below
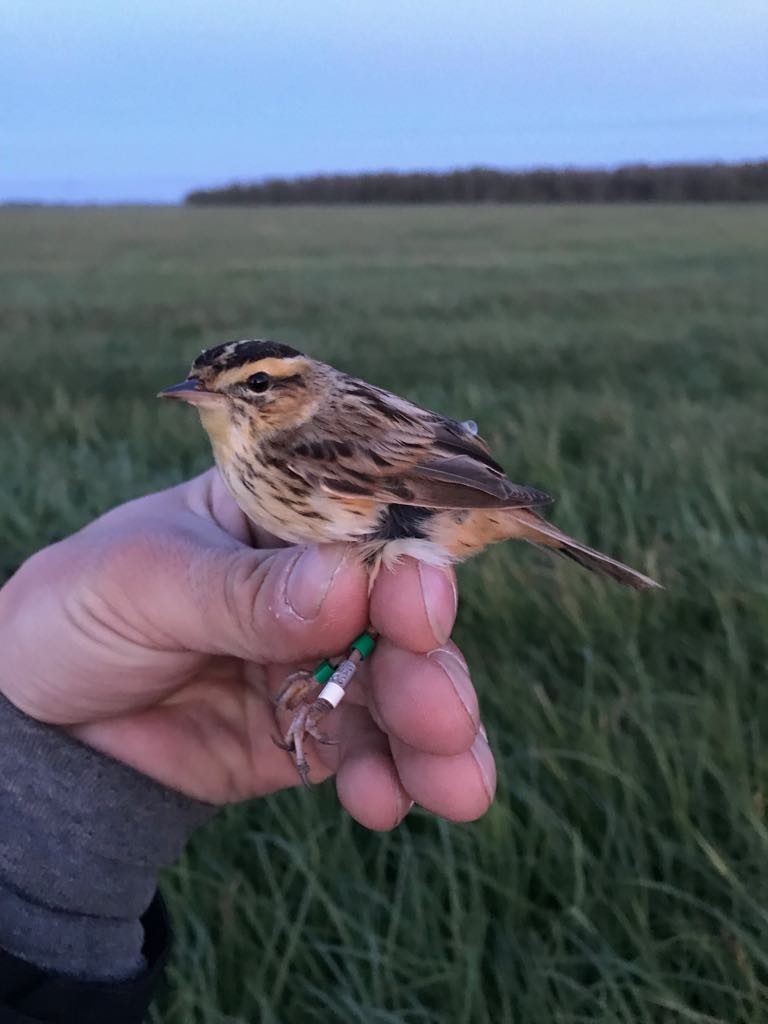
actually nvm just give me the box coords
[215,356,308,388]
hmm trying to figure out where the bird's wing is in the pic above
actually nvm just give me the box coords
[285,379,552,510]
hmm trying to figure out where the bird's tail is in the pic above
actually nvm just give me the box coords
[509,509,660,591]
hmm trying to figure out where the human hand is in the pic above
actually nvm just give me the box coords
[0,470,495,829]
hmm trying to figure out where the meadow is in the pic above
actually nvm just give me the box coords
[1,203,767,1023]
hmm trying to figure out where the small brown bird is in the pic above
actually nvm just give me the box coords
[160,339,659,779]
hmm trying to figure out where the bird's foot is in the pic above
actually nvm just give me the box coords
[274,669,321,712]
[275,701,340,785]
[274,631,378,785]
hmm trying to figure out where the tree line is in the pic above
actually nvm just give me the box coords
[185,160,768,205]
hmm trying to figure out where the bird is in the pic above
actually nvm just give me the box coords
[159,338,659,780]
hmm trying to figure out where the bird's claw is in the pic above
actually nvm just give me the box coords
[273,669,317,711]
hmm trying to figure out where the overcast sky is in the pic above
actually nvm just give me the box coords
[3,0,766,202]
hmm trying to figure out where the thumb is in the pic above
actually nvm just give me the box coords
[140,538,369,665]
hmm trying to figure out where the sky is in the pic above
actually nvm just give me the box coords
[3,0,767,203]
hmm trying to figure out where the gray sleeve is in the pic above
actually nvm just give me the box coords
[0,693,216,981]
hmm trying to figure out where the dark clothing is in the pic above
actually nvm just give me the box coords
[0,895,168,1024]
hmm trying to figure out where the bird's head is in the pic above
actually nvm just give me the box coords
[159,339,326,439]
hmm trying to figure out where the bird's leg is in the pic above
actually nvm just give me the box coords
[275,630,378,785]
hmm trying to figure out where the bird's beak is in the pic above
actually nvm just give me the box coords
[157,378,226,408]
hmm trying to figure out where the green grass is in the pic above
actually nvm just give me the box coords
[1,204,767,1022]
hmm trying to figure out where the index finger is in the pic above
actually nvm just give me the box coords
[369,558,458,653]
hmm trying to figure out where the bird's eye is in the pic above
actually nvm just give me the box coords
[246,371,271,393]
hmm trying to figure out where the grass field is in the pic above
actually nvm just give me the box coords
[1,204,767,1023]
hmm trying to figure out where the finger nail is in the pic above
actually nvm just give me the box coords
[394,789,415,825]
[428,648,479,728]
[471,732,496,802]
[285,544,347,621]
[417,563,457,645]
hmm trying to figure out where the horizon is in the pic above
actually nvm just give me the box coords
[4,157,766,208]
[4,1,766,204]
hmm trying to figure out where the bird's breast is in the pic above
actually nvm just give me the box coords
[215,445,382,545]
